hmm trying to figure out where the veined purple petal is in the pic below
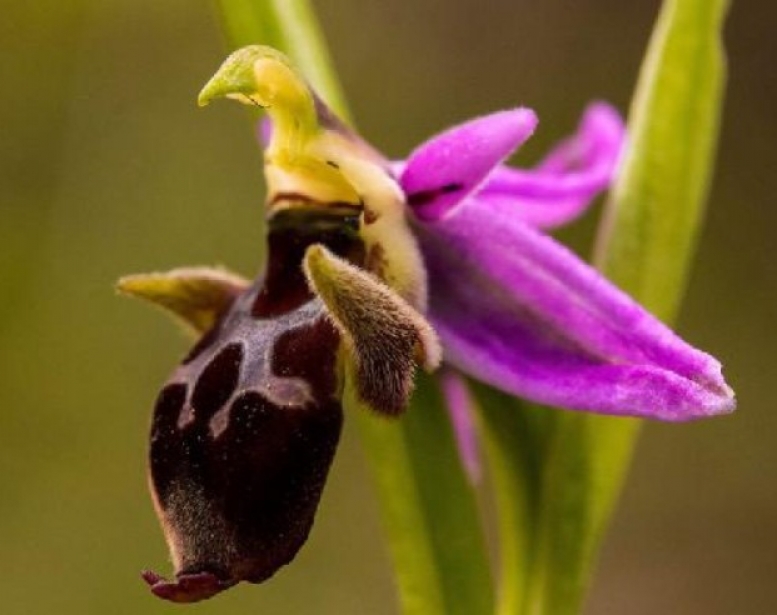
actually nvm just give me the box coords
[439,370,481,484]
[399,108,538,221]
[416,200,735,421]
[476,103,625,229]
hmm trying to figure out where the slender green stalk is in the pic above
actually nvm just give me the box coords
[212,2,493,614]
[354,374,493,615]
[479,0,730,613]
[596,0,729,315]
[476,387,552,615]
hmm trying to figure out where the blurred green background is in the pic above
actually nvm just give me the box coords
[1,0,774,613]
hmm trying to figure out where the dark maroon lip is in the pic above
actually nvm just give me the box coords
[141,570,236,603]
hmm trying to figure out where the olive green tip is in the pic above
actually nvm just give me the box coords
[197,44,302,108]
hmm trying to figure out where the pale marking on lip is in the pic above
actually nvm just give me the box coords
[207,331,315,440]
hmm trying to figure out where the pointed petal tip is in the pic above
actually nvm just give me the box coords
[701,381,737,418]
[632,370,734,422]
[303,242,327,268]
[400,106,539,222]
[116,267,248,333]
[419,331,443,372]
[686,362,737,420]
[583,100,623,123]
[196,93,211,108]
[509,106,539,134]
[441,99,625,230]
[484,107,539,142]
[114,274,143,295]
[418,199,734,424]
[580,100,626,148]
[654,389,735,422]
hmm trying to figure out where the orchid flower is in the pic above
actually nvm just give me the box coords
[119,45,734,603]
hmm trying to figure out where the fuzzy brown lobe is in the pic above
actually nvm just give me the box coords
[304,245,441,416]
[144,211,363,603]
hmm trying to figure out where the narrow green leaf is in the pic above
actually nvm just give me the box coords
[519,413,640,615]
[474,386,551,615]
[211,2,494,613]
[596,0,729,317]
[478,0,730,613]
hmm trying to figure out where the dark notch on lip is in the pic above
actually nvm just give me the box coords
[141,570,236,603]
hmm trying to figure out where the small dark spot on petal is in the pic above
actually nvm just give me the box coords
[407,183,464,208]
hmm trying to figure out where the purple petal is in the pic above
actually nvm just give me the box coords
[439,370,482,484]
[257,117,273,148]
[476,102,625,229]
[399,108,538,221]
[416,200,735,421]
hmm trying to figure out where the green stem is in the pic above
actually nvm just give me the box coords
[212,2,493,614]
[479,0,730,613]
[476,386,552,615]
[356,375,493,615]
[596,0,729,315]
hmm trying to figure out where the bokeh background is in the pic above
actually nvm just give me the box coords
[1,0,774,613]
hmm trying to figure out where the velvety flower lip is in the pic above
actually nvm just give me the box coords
[398,103,735,421]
